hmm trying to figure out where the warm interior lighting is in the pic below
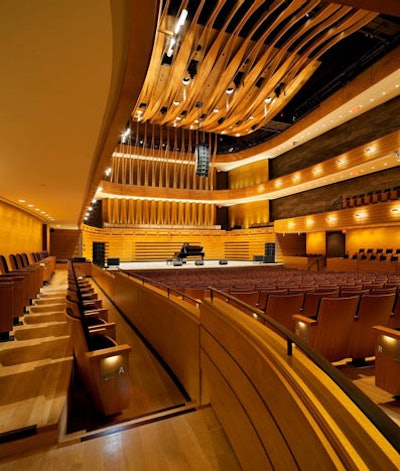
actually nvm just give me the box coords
[166,37,176,57]
[326,215,337,223]
[382,335,399,346]
[100,354,127,382]
[174,8,188,35]
[292,173,301,182]
[295,321,308,340]
[312,165,322,176]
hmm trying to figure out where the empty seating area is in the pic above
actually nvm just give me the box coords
[350,248,400,261]
[0,252,56,341]
[342,186,400,209]
[0,255,72,459]
[126,266,400,368]
[125,265,400,307]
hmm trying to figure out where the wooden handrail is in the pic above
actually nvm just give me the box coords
[208,286,400,453]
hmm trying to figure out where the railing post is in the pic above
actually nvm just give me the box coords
[287,339,293,356]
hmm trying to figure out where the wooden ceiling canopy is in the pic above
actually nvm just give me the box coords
[131,0,377,137]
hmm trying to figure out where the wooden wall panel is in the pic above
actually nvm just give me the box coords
[0,200,43,259]
[270,167,399,220]
[229,200,269,229]
[307,232,327,256]
[276,233,306,256]
[269,96,400,179]
[274,201,400,234]
[229,160,269,189]
[103,198,216,227]
[50,229,81,260]
[345,227,400,257]
[92,267,201,403]
[82,225,275,262]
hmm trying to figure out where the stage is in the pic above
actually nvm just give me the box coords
[107,259,282,271]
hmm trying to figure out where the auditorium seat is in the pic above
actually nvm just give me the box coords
[340,289,370,297]
[66,295,109,322]
[65,308,131,415]
[229,290,260,309]
[0,280,14,341]
[293,296,359,362]
[301,291,339,318]
[347,293,396,363]
[264,293,304,332]
[373,326,400,396]
[258,288,288,311]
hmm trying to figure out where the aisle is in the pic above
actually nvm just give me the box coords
[66,273,190,435]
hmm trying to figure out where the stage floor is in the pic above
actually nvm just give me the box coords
[109,260,282,271]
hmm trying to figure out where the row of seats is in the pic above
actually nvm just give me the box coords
[341,186,400,209]
[211,286,398,365]
[66,261,132,416]
[128,265,400,287]
[293,292,398,363]
[349,248,400,262]
[0,252,54,341]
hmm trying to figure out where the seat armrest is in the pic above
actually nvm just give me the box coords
[87,344,132,362]
[372,326,400,340]
[293,314,317,326]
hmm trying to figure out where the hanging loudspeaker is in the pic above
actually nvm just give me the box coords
[195,142,209,177]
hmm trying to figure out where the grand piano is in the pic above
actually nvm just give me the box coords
[174,242,205,261]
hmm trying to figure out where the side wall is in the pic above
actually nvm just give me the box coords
[0,200,44,260]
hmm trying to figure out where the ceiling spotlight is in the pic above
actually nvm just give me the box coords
[226,87,234,95]
[264,96,272,103]
[174,8,188,35]
[182,77,190,85]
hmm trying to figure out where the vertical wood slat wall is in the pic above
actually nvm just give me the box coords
[103,198,216,226]
[81,225,275,262]
[111,126,217,192]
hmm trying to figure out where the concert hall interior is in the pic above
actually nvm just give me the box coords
[1,0,400,469]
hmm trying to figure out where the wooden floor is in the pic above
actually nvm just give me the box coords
[0,264,400,469]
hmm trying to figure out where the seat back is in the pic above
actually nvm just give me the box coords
[230,290,260,309]
[310,296,359,362]
[302,291,339,318]
[265,293,304,332]
[348,293,397,360]
[258,288,288,311]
